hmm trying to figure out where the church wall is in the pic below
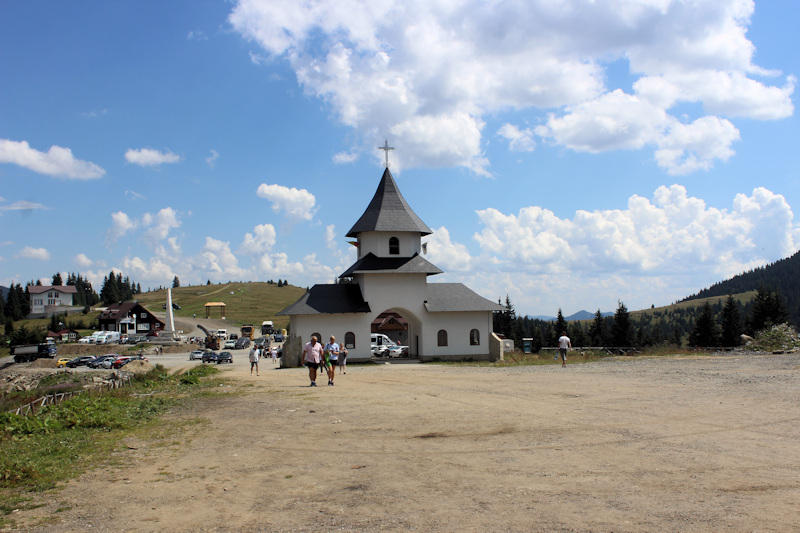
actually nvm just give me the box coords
[289,313,376,362]
[421,310,495,361]
[360,273,427,310]
[358,231,421,258]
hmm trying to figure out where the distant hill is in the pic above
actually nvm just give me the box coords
[682,250,799,326]
[531,310,613,322]
[133,281,306,332]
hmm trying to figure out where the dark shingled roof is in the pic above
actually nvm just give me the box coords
[424,284,505,312]
[278,284,371,316]
[340,253,442,277]
[27,285,78,295]
[346,168,432,238]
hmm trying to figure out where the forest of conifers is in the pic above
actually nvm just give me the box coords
[495,250,799,352]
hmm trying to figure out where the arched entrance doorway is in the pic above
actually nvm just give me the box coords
[371,308,421,358]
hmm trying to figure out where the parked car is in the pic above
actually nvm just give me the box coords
[117,355,148,368]
[201,351,219,364]
[66,356,96,368]
[162,303,181,310]
[371,345,389,357]
[229,333,238,340]
[217,351,233,364]
[88,355,117,368]
[234,337,250,349]
[189,350,205,361]
[123,334,148,345]
[254,336,269,349]
[111,356,133,369]
[273,334,285,343]
[56,358,70,368]
[224,339,236,349]
[78,337,92,344]
[387,345,408,357]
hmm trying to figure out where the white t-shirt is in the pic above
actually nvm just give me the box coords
[558,336,571,349]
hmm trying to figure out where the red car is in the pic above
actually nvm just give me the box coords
[112,355,148,369]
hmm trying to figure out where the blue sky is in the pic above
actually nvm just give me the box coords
[1,0,798,317]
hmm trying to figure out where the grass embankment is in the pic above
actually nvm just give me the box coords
[0,364,226,529]
[135,281,306,331]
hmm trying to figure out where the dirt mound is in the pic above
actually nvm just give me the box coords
[122,360,154,374]
[28,358,58,369]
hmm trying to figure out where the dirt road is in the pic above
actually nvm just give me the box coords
[18,353,800,532]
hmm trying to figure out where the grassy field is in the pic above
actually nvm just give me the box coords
[118,281,305,331]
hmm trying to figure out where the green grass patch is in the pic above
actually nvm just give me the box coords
[0,363,225,527]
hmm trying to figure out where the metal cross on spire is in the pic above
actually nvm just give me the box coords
[379,139,394,168]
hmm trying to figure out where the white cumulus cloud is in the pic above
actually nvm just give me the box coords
[240,224,277,255]
[125,148,181,166]
[0,139,105,179]
[229,0,794,176]
[74,253,93,268]
[256,183,317,222]
[17,246,51,261]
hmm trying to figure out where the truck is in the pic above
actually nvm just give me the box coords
[241,323,255,340]
[12,343,57,363]
[261,321,274,335]
[198,324,221,350]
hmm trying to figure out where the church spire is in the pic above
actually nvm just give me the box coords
[346,167,432,238]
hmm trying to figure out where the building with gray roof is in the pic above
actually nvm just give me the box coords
[280,167,504,365]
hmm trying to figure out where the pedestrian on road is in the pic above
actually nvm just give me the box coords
[558,331,572,368]
[249,346,260,376]
[302,336,324,386]
[324,336,340,386]
[338,343,347,375]
[271,346,278,364]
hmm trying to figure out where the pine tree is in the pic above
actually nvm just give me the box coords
[689,301,718,347]
[173,276,180,288]
[747,285,789,334]
[720,295,741,347]
[52,272,63,286]
[589,309,607,346]
[611,301,632,347]
[555,309,568,339]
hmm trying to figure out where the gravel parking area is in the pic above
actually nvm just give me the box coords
[11,352,800,532]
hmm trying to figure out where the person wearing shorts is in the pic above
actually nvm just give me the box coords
[338,344,347,374]
[557,331,571,368]
[302,335,324,386]
[324,336,340,386]
[249,347,260,376]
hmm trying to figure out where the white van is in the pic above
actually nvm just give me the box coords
[89,331,104,343]
[97,331,121,344]
[217,329,227,340]
[370,333,395,356]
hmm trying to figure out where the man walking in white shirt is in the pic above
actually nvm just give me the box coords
[557,331,571,368]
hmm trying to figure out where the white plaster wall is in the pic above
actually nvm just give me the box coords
[291,313,376,360]
[422,311,494,360]
[358,231,421,258]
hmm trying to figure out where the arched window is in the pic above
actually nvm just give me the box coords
[470,329,480,345]
[437,329,448,346]
[344,331,355,349]
[389,236,400,255]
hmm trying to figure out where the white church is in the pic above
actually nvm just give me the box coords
[279,161,504,365]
